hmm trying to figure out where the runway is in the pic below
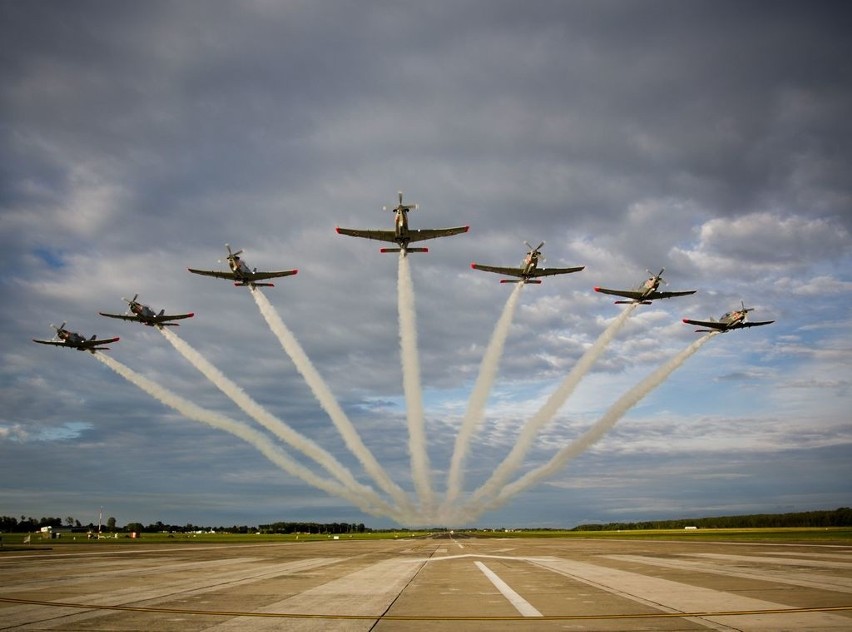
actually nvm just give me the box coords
[1,536,851,630]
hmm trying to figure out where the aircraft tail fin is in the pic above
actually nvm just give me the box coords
[380,247,428,254]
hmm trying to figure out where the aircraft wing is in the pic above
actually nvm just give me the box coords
[682,319,729,331]
[529,265,585,278]
[730,320,775,330]
[188,268,238,280]
[336,228,399,243]
[471,263,526,278]
[157,312,195,322]
[596,287,697,302]
[406,226,470,243]
[651,290,697,300]
[98,312,141,323]
[32,339,66,347]
[247,269,298,282]
[82,337,120,347]
[594,287,642,300]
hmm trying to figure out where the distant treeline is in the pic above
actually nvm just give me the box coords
[573,507,852,531]
[0,516,86,532]
[4,508,850,534]
[0,515,370,535]
[258,522,368,534]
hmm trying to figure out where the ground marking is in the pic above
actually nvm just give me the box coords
[474,561,542,617]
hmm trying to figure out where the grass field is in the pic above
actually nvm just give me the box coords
[2,527,851,548]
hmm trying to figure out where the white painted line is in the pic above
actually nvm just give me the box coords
[474,561,542,617]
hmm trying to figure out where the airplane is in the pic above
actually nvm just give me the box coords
[595,268,697,304]
[683,301,775,333]
[32,323,119,353]
[471,241,584,283]
[188,244,298,288]
[99,294,194,328]
[336,191,469,254]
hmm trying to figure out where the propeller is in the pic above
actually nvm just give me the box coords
[525,241,545,264]
[50,322,67,340]
[384,191,418,212]
[220,244,243,265]
[647,268,667,285]
[120,294,139,315]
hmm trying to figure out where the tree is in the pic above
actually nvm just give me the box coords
[107,517,116,532]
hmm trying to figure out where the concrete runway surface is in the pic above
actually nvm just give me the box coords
[1,535,851,630]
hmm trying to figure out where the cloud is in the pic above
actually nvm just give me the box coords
[1,1,850,527]
[672,212,851,279]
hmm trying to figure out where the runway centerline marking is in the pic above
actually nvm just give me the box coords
[474,561,542,617]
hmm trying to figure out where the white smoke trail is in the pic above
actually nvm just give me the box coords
[250,288,415,517]
[158,327,392,515]
[398,252,433,511]
[469,304,638,505]
[462,332,718,520]
[443,282,523,510]
[93,353,400,518]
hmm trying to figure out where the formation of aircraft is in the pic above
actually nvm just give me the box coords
[32,323,119,354]
[33,192,776,353]
[471,241,584,283]
[99,294,194,328]
[336,191,469,254]
[594,268,697,304]
[683,302,775,333]
[188,244,298,288]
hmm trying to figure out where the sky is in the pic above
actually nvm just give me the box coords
[1,0,850,529]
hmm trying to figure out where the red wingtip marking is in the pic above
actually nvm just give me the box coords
[293,269,298,275]
[187,313,195,318]
[594,287,602,292]
[471,263,477,269]
[682,319,690,323]
[335,227,342,234]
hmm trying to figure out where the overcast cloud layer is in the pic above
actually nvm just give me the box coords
[1,0,850,528]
